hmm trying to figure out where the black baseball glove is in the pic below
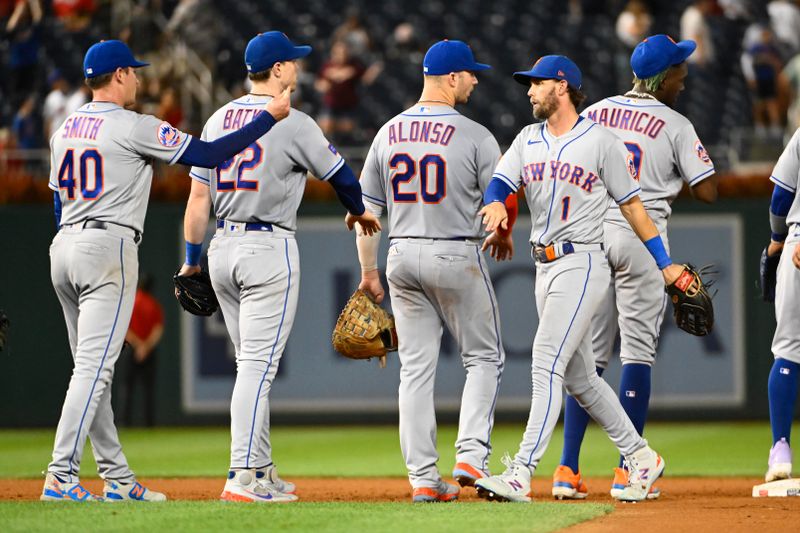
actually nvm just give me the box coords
[759,246,780,303]
[173,269,219,316]
[665,264,715,336]
[0,310,8,351]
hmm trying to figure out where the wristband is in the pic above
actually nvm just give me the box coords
[643,235,672,270]
[185,242,202,266]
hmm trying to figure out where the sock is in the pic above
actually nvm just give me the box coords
[560,367,604,473]
[617,363,651,468]
[768,358,800,445]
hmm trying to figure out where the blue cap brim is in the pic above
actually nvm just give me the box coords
[512,70,537,85]
[131,60,150,69]
[470,62,492,72]
[674,40,696,65]
[286,45,312,61]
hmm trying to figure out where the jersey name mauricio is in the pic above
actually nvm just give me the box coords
[190,95,344,231]
[584,96,715,223]
[359,105,501,239]
[771,127,800,230]
[493,118,640,245]
[48,101,192,233]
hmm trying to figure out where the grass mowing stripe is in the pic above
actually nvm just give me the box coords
[0,501,613,533]
[0,422,789,478]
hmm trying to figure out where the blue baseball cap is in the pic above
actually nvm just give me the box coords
[245,31,312,73]
[83,40,149,79]
[513,55,582,90]
[630,34,696,79]
[423,40,491,75]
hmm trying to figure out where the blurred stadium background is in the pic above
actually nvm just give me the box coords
[0,0,796,428]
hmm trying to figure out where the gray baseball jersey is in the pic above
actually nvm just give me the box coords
[360,104,505,490]
[189,94,343,230]
[584,96,715,224]
[771,127,800,226]
[493,118,641,245]
[359,105,501,238]
[48,101,192,233]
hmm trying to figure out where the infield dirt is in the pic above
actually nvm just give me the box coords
[2,477,797,532]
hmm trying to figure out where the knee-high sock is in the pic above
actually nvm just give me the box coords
[769,358,800,445]
[560,367,604,472]
[617,363,651,467]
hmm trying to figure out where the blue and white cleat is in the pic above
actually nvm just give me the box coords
[104,479,167,502]
[221,469,297,503]
[41,473,104,502]
[474,454,532,503]
[615,446,665,503]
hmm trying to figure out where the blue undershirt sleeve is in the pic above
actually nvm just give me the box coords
[328,163,365,215]
[484,178,514,205]
[54,192,62,229]
[177,111,277,168]
[770,184,794,241]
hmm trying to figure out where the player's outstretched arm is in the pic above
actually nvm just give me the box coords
[353,201,385,302]
[179,179,212,277]
[618,196,682,285]
[481,192,518,261]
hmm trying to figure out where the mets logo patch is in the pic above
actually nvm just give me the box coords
[328,143,338,155]
[695,140,711,165]
[157,122,182,147]
[626,151,638,179]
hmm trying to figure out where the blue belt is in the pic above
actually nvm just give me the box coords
[216,220,273,232]
[533,242,604,263]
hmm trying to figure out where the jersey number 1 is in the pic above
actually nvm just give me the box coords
[57,149,104,200]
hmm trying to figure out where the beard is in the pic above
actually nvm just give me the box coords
[532,87,558,120]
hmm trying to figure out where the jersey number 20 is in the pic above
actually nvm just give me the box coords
[390,153,446,203]
[57,148,103,200]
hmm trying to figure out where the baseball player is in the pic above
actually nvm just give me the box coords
[761,128,800,483]
[43,40,290,502]
[552,34,718,500]
[474,55,683,503]
[180,31,380,503]
[348,40,516,502]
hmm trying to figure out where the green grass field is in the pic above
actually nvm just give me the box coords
[0,422,787,532]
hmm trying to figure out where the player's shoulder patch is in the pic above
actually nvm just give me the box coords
[694,140,712,165]
[157,122,182,148]
[328,143,338,155]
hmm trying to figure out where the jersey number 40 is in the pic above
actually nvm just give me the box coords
[57,149,103,200]
[390,153,446,203]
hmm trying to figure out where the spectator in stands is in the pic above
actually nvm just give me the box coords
[779,52,800,138]
[5,0,43,111]
[122,274,164,427]
[52,0,95,33]
[385,22,425,66]
[316,40,367,142]
[333,8,372,63]
[64,84,90,116]
[12,96,40,149]
[615,0,653,92]
[681,0,716,68]
[768,0,800,58]
[742,25,784,138]
[42,70,70,140]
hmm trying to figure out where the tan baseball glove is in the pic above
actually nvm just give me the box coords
[332,290,398,367]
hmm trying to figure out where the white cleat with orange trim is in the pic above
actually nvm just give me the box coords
[220,469,298,503]
[615,446,665,502]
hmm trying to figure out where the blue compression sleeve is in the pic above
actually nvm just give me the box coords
[768,358,800,444]
[185,242,202,266]
[53,192,62,229]
[328,163,365,215]
[484,178,514,204]
[178,111,277,168]
[770,184,793,241]
[644,235,672,269]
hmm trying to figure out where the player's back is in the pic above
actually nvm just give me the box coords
[584,95,714,222]
[361,105,500,239]
[192,95,343,232]
[49,101,189,233]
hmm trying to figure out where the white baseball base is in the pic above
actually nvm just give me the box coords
[752,478,800,497]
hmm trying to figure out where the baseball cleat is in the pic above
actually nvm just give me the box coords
[474,454,532,503]
[765,438,792,482]
[103,480,167,502]
[551,465,588,500]
[257,464,296,494]
[615,446,665,502]
[221,469,298,503]
[610,467,660,499]
[41,473,103,502]
[411,480,460,503]
[452,462,489,487]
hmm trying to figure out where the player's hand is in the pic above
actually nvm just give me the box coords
[346,210,382,235]
[266,87,292,121]
[768,240,784,258]
[482,230,514,261]
[478,202,508,233]
[661,263,684,286]
[358,269,385,304]
[793,243,800,270]
[176,264,202,297]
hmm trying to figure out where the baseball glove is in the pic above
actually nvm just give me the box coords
[0,310,8,351]
[332,290,398,367]
[173,269,219,316]
[666,264,715,336]
[759,246,780,303]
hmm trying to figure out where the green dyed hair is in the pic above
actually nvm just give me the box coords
[633,69,668,93]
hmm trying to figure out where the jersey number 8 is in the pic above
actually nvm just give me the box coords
[390,153,446,204]
[57,148,104,200]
